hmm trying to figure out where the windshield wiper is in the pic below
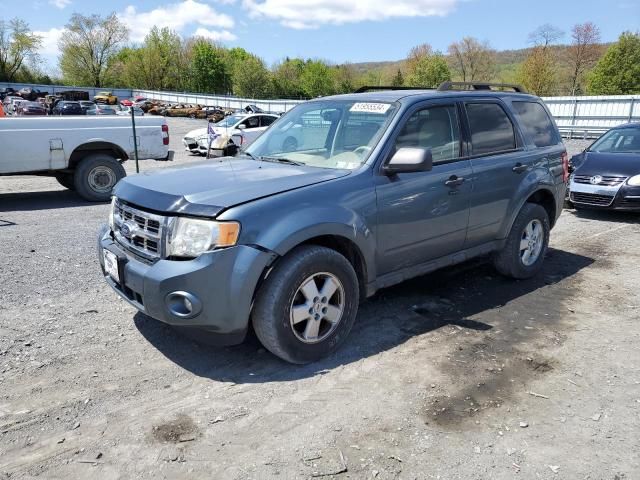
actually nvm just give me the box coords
[239,151,259,161]
[260,156,304,166]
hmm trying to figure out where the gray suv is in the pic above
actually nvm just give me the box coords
[98,82,568,364]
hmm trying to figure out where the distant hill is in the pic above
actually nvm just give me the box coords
[348,43,610,87]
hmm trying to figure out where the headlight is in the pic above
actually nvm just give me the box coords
[628,175,640,186]
[109,196,116,230]
[168,218,240,258]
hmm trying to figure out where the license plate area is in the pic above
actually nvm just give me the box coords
[103,249,122,283]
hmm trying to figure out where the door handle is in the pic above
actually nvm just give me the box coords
[512,163,528,174]
[445,176,465,187]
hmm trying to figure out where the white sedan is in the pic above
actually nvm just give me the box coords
[183,113,283,156]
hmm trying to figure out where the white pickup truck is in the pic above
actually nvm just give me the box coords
[0,116,173,201]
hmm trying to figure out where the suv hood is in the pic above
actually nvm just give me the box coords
[114,158,350,217]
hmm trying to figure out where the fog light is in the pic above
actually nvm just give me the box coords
[165,291,202,319]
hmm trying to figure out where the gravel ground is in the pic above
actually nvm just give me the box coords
[1,122,639,479]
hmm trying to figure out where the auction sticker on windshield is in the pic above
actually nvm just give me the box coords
[350,103,391,114]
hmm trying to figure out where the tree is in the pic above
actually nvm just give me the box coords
[447,37,495,82]
[566,22,602,95]
[189,39,229,93]
[271,58,306,98]
[391,69,404,87]
[528,24,564,48]
[300,60,335,97]
[59,13,128,87]
[518,47,557,96]
[232,54,271,98]
[588,32,640,95]
[334,63,356,93]
[0,18,41,82]
[405,44,451,88]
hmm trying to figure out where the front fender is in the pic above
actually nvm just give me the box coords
[246,206,377,283]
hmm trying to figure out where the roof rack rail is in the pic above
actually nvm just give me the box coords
[354,86,426,93]
[437,81,528,93]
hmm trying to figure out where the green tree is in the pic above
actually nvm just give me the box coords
[0,18,41,82]
[232,54,271,98]
[59,13,128,87]
[405,44,450,88]
[518,47,558,96]
[391,69,404,87]
[271,58,306,98]
[334,63,356,93]
[189,39,229,93]
[300,60,335,97]
[587,32,640,95]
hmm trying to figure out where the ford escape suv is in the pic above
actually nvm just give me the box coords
[98,82,568,364]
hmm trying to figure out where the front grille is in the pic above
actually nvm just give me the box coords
[573,175,627,187]
[113,200,166,259]
[619,197,640,208]
[571,192,615,206]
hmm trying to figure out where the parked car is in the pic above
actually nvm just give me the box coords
[121,96,148,107]
[99,82,568,364]
[568,123,640,211]
[86,104,118,115]
[182,113,279,156]
[17,87,47,101]
[116,105,144,117]
[17,101,46,116]
[79,101,96,114]
[0,87,17,100]
[3,95,24,115]
[1,116,174,201]
[52,101,84,115]
[94,91,118,105]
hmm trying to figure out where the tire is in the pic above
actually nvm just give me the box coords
[73,153,126,202]
[282,137,298,151]
[252,245,360,364]
[493,203,550,279]
[55,173,75,190]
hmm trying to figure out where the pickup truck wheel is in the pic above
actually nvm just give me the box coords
[493,203,550,279]
[55,173,75,191]
[73,154,125,202]
[252,245,359,364]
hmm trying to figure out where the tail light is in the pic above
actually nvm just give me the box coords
[561,151,569,182]
[162,124,169,146]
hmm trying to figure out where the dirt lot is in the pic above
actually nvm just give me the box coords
[1,121,639,479]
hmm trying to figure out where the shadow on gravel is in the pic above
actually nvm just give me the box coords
[135,247,594,385]
[0,190,98,212]
[570,208,640,224]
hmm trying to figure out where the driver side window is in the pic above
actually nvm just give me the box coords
[395,105,461,163]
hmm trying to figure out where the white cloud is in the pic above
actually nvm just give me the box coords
[242,0,458,29]
[193,27,238,42]
[48,0,71,9]
[122,0,235,42]
[33,27,65,56]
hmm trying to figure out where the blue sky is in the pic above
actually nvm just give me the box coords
[6,0,640,74]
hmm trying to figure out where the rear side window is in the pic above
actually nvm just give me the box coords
[512,101,558,148]
[465,103,516,156]
[260,116,276,127]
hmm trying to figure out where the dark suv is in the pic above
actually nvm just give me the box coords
[98,82,568,364]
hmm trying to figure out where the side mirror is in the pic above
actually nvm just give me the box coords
[384,148,433,175]
[237,124,247,130]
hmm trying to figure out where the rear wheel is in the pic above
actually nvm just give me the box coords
[73,153,126,202]
[252,245,359,364]
[55,173,75,190]
[493,203,550,279]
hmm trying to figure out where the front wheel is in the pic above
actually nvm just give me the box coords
[73,154,126,202]
[252,245,360,364]
[493,203,550,279]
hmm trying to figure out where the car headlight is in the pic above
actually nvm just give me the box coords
[109,196,116,230]
[167,218,240,258]
[628,175,640,186]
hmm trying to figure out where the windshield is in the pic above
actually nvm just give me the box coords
[244,99,399,169]
[215,115,245,128]
[589,127,640,154]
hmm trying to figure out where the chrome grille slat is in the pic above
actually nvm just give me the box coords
[570,192,615,207]
[573,175,627,187]
[113,200,166,260]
